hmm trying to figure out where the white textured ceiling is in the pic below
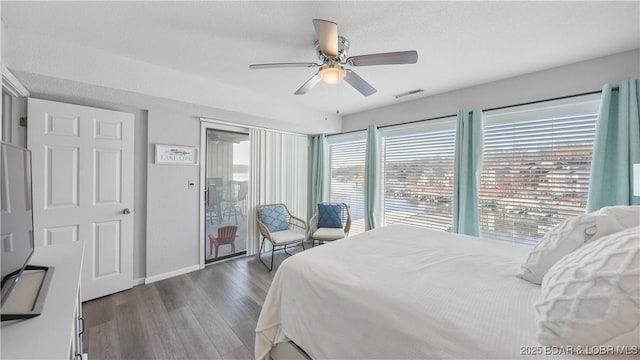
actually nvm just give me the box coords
[2,1,639,116]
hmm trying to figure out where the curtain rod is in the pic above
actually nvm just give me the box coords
[325,128,370,137]
[377,113,456,129]
[329,89,603,136]
[199,117,307,137]
[482,89,602,113]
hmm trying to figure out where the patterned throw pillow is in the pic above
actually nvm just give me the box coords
[536,226,640,346]
[258,205,289,232]
[519,213,624,284]
[318,204,342,228]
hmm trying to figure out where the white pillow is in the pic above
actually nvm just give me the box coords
[535,226,640,347]
[597,205,640,229]
[519,213,624,284]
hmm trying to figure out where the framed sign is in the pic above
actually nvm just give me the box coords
[155,144,198,165]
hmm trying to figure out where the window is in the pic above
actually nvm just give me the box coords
[479,97,599,244]
[382,119,456,231]
[327,133,366,235]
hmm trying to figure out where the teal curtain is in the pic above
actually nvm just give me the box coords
[364,125,382,230]
[311,134,326,210]
[452,109,484,236]
[587,79,640,212]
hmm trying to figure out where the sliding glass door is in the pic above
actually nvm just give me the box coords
[204,129,249,263]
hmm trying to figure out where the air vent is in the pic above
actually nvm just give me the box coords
[394,89,424,99]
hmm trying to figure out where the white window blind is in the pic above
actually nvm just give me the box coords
[328,138,366,235]
[382,119,456,231]
[479,109,598,245]
[248,129,308,255]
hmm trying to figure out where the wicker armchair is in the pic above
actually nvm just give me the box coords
[309,202,351,246]
[256,203,307,271]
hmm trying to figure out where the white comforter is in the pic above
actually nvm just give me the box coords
[255,224,542,359]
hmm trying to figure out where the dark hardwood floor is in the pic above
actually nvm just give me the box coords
[82,246,303,360]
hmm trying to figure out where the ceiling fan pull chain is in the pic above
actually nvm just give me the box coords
[336,84,340,114]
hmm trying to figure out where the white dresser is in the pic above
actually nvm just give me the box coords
[1,241,85,359]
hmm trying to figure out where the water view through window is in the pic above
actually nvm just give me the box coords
[328,139,366,235]
[328,103,596,245]
[383,127,456,231]
[479,114,597,244]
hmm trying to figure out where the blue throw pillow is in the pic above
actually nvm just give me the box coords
[258,205,289,232]
[318,204,342,228]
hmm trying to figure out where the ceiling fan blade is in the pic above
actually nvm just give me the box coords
[313,19,338,57]
[347,50,418,66]
[249,62,318,70]
[344,69,377,96]
[294,73,321,95]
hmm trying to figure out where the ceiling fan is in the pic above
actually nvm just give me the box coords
[249,19,418,97]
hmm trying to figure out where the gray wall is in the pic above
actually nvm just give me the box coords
[145,107,200,278]
[343,50,640,131]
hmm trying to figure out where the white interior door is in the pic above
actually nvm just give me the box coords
[27,98,134,301]
[1,143,34,275]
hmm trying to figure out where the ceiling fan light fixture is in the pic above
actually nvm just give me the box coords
[249,19,417,96]
[319,64,346,85]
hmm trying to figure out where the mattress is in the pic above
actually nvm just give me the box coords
[255,224,543,359]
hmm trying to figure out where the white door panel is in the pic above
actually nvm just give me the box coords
[44,224,79,246]
[94,148,122,204]
[28,98,134,301]
[45,145,79,208]
[93,220,121,277]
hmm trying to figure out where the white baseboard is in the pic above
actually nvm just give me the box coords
[144,264,200,284]
[132,277,146,286]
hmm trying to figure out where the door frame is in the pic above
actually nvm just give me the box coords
[2,67,30,146]
[198,120,250,269]
[2,67,30,98]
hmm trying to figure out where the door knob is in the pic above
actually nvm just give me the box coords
[123,208,131,215]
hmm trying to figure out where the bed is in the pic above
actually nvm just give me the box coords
[255,224,545,359]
